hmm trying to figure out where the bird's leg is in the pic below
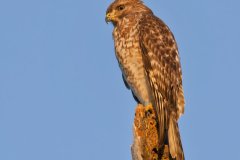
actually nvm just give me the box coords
[144,103,153,111]
[136,103,154,117]
[144,103,154,117]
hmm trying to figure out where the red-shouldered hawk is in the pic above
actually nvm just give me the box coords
[106,0,185,159]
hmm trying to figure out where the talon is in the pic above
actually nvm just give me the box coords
[144,103,153,117]
[145,103,153,111]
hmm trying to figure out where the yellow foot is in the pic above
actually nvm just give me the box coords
[135,103,154,117]
[144,103,153,112]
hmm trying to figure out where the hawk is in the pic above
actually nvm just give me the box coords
[106,0,185,159]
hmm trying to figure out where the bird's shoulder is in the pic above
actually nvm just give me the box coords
[139,14,169,31]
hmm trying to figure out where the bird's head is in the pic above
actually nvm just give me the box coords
[105,0,152,26]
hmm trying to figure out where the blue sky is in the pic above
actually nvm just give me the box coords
[0,0,240,159]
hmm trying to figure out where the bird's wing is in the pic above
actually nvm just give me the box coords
[139,14,185,145]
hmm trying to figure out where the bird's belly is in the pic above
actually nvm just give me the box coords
[117,48,152,105]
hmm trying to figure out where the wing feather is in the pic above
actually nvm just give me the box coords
[139,14,185,149]
[139,14,184,120]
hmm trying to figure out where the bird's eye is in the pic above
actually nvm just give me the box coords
[117,5,125,11]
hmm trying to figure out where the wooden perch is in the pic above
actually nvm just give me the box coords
[131,104,172,160]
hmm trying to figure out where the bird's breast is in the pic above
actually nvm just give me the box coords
[113,25,152,105]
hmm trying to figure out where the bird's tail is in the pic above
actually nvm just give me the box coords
[168,115,185,160]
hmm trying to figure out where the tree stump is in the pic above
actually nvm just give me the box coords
[131,104,171,160]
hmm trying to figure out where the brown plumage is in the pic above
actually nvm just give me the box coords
[106,0,185,159]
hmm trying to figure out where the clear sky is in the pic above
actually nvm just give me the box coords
[0,0,239,159]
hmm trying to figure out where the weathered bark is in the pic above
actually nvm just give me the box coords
[131,104,171,160]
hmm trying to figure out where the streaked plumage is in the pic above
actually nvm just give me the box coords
[106,0,185,159]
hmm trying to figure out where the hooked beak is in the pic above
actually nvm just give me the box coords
[105,13,115,23]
